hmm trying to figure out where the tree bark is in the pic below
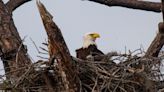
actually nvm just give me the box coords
[0,0,32,82]
[88,0,161,12]
[162,0,164,20]
[37,1,79,92]
[145,0,164,57]
[145,23,164,57]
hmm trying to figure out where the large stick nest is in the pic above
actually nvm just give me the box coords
[0,50,164,92]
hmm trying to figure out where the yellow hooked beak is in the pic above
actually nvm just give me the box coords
[90,33,100,38]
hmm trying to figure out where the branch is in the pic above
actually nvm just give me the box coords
[162,0,164,20]
[6,0,32,13]
[145,22,164,57]
[145,0,164,57]
[37,1,79,91]
[88,0,161,12]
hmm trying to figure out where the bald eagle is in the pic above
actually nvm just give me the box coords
[76,32,104,60]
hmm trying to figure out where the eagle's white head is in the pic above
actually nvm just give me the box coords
[82,32,100,48]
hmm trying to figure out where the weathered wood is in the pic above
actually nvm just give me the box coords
[37,1,79,91]
[162,0,164,20]
[88,0,161,12]
[145,22,164,57]
[6,0,32,13]
[0,0,32,82]
[145,0,164,57]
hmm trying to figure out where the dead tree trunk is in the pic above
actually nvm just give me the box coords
[37,1,80,92]
[88,0,161,12]
[0,0,32,82]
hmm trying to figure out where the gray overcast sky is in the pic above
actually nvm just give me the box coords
[2,0,162,61]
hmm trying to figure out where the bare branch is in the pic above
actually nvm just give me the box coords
[6,0,32,13]
[145,1,164,57]
[145,22,164,57]
[162,0,164,20]
[88,0,161,12]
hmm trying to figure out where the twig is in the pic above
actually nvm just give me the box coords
[91,76,98,92]
[30,38,41,53]
[16,36,27,68]
[37,55,49,59]
[39,47,48,54]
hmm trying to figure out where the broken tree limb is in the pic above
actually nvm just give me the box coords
[6,0,32,13]
[37,1,79,91]
[145,0,164,57]
[145,22,164,57]
[88,0,161,12]
[0,0,32,82]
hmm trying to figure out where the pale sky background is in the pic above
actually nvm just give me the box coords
[0,0,162,63]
